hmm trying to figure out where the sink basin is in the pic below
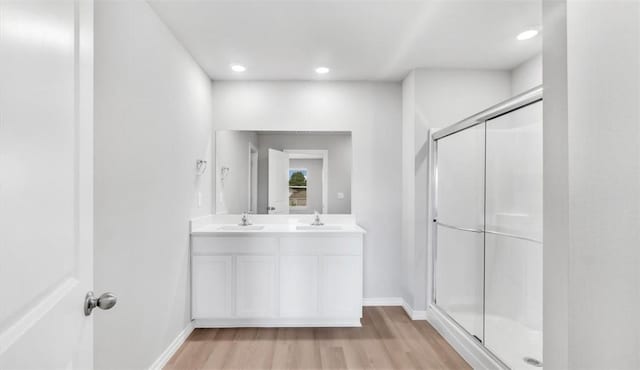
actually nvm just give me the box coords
[218,225,265,231]
[296,225,344,231]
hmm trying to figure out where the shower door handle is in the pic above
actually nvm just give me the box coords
[435,221,483,233]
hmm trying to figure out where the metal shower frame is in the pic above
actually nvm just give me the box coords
[428,85,543,366]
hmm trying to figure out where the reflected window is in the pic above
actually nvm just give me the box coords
[288,168,308,208]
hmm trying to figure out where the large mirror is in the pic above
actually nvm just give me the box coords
[215,131,352,215]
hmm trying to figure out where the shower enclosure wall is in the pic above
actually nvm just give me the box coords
[431,87,542,369]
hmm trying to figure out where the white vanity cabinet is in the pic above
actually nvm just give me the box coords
[191,233,363,327]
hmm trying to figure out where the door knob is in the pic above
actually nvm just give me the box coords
[267,206,275,211]
[84,291,117,316]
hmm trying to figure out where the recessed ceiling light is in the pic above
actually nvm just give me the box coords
[517,29,539,41]
[231,64,246,72]
[315,67,330,74]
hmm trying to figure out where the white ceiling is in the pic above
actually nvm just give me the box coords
[148,0,541,81]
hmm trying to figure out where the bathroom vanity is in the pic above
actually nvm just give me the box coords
[190,215,365,327]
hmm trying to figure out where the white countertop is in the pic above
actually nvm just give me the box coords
[191,223,366,236]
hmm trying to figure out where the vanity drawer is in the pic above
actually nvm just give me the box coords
[279,236,362,255]
[192,236,278,255]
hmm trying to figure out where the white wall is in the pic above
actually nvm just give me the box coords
[94,1,212,369]
[402,69,512,310]
[542,1,569,367]
[210,81,402,298]
[401,71,416,305]
[511,54,543,96]
[544,1,640,368]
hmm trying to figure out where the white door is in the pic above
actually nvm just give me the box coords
[267,148,289,214]
[248,146,258,213]
[0,1,96,368]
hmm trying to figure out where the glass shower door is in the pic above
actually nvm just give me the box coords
[434,124,485,340]
[484,101,543,368]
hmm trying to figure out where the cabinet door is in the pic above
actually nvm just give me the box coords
[236,255,277,317]
[192,255,232,318]
[280,255,319,317]
[321,255,362,317]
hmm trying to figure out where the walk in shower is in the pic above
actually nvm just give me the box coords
[431,87,542,369]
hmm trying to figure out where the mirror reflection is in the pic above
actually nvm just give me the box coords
[215,131,351,215]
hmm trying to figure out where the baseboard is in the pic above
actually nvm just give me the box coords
[401,300,427,320]
[193,318,361,328]
[363,297,427,320]
[362,297,404,306]
[148,322,194,370]
[426,305,507,370]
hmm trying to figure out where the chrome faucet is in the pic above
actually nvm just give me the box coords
[239,212,252,226]
[311,211,324,226]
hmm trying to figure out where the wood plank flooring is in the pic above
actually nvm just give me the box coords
[165,307,470,370]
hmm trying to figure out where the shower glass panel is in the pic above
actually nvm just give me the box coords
[435,125,485,231]
[435,226,484,339]
[432,87,543,369]
[485,102,543,240]
[484,101,543,368]
[435,124,485,340]
[484,235,542,368]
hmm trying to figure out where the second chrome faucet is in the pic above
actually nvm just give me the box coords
[239,212,252,226]
[311,211,324,226]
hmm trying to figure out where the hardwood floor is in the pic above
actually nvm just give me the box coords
[165,307,470,370]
